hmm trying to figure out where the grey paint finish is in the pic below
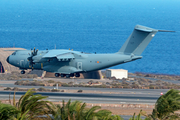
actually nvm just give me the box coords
[6,25,161,75]
[119,25,158,55]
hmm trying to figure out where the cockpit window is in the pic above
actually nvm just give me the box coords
[12,52,16,55]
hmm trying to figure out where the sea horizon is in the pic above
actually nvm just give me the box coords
[0,0,180,75]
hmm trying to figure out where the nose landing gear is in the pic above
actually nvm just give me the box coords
[21,70,25,74]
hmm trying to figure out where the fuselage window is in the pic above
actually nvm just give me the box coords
[12,52,16,55]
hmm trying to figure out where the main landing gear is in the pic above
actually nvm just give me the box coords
[61,74,65,77]
[75,73,80,77]
[55,73,60,77]
[54,73,80,78]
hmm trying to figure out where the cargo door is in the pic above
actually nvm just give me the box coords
[77,62,82,70]
[20,60,25,68]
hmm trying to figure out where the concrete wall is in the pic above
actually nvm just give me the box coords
[106,69,128,79]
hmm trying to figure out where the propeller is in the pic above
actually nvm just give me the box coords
[27,47,38,70]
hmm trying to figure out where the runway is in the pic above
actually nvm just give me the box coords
[0,81,169,104]
[0,91,159,104]
[0,80,169,104]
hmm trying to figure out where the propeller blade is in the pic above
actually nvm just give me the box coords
[28,47,38,70]
[33,47,35,53]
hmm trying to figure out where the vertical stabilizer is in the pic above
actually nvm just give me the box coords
[118,25,158,55]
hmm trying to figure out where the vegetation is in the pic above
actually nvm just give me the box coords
[53,100,122,120]
[51,89,60,92]
[0,103,19,120]
[0,89,123,120]
[14,76,180,89]
[77,89,83,92]
[141,89,180,120]
[0,88,55,119]
[2,88,180,119]
[4,87,11,90]
[37,87,50,92]
[129,113,143,120]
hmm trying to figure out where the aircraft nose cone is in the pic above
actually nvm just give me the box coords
[6,56,10,63]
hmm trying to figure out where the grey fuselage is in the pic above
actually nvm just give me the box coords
[7,49,142,74]
[7,25,164,75]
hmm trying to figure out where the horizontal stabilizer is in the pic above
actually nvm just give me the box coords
[158,30,175,32]
[135,28,153,32]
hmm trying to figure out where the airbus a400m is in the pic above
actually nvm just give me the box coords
[6,25,172,78]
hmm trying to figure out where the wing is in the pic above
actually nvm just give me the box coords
[42,50,75,61]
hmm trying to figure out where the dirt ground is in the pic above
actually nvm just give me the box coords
[1,99,153,115]
[103,107,152,115]
[0,80,16,84]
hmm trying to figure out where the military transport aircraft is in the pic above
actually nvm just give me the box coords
[6,25,173,78]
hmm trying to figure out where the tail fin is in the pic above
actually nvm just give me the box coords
[118,25,158,56]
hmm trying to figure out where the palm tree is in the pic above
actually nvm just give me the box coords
[129,113,143,120]
[11,88,55,120]
[107,115,123,120]
[84,106,113,120]
[87,105,122,120]
[53,100,87,120]
[0,102,19,120]
[53,99,122,120]
[0,101,30,120]
[141,89,180,120]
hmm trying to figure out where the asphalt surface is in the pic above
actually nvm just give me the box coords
[0,90,160,104]
[1,79,174,105]
[0,81,169,104]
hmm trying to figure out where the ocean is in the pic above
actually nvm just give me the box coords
[0,0,180,74]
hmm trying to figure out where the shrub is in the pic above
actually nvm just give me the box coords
[51,89,60,92]
[4,87,11,90]
[38,87,47,91]
[61,90,65,92]
[12,87,19,91]
[77,89,83,92]
[47,80,55,83]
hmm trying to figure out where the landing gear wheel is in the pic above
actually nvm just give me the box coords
[66,74,70,78]
[70,73,74,77]
[61,74,65,78]
[75,73,80,77]
[55,73,60,77]
[21,70,25,74]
